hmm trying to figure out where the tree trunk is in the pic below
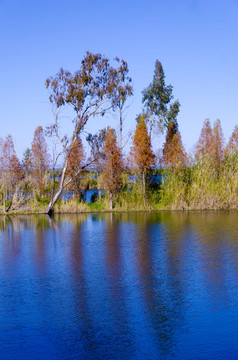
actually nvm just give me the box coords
[3,191,6,213]
[149,121,153,142]
[110,192,113,210]
[46,159,68,214]
[142,170,146,207]
[3,182,7,213]
[119,107,122,151]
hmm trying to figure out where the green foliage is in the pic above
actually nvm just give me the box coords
[80,173,97,190]
[88,202,106,211]
[20,179,33,196]
[114,185,149,210]
[147,188,161,208]
[142,60,180,134]
[33,191,51,206]
[4,52,238,214]
[156,149,238,210]
[5,200,12,210]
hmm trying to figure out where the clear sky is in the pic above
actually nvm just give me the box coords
[1,0,238,158]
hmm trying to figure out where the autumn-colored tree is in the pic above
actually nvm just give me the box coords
[2,135,23,181]
[211,119,224,174]
[0,135,23,212]
[101,128,123,209]
[224,125,238,180]
[196,119,224,177]
[0,138,3,162]
[226,125,238,156]
[195,119,214,163]
[130,117,155,205]
[162,120,187,169]
[67,138,85,196]
[31,126,49,194]
[45,52,132,214]
[9,154,24,182]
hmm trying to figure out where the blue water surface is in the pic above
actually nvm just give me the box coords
[0,211,238,359]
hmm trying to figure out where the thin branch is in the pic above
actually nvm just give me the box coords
[63,157,98,189]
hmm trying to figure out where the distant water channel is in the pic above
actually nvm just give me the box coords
[1,211,238,359]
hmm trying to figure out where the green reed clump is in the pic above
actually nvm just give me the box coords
[158,153,238,210]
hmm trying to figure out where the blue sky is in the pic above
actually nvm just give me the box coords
[0,0,238,158]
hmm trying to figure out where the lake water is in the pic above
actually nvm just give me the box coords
[61,189,105,203]
[0,211,238,359]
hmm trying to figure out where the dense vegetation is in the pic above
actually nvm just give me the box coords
[1,52,238,214]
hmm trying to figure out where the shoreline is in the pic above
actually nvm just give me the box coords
[0,207,238,216]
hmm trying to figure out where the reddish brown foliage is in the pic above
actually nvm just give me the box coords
[130,118,155,175]
[162,120,187,169]
[130,118,155,203]
[196,119,224,172]
[0,135,23,211]
[101,128,123,207]
[196,119,213,161]
[9,154,24,182]
[45,52,132,213]
[31,126,49,193]
[67,138,85,195]
[212,119,224,169]
[226,125,238,155]
[1,135,23,181]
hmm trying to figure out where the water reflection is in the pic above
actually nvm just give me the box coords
[0,212,238,359]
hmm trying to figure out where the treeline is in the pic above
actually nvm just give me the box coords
[1,52,238,213]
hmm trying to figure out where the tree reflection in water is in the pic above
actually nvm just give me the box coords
[0,212,238,359]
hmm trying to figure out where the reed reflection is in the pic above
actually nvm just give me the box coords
[155,211,238,310]
[104,214,135,358]
[54,214,95,359]
[61,213,131,359]
[129,214,187,358]
[186,211,238,308]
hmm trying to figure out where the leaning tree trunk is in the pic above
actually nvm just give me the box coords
[46,159,68,214]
